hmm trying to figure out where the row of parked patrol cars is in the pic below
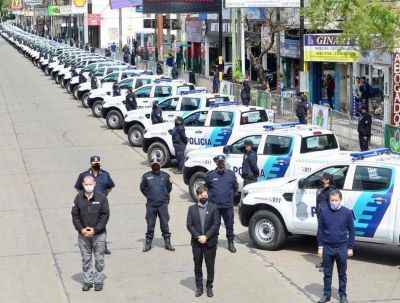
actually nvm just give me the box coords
[3,23,400,253]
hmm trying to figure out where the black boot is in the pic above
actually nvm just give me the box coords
[164,237,175,251]
[228,240,236,253]
[142,238,152,252]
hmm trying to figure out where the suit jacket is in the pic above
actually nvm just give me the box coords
[187,202,221,247]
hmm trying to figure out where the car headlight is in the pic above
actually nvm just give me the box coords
[143,129,148,134]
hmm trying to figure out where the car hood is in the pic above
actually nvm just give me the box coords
[244,176,299,193]
[187,147,224,159]
[125,108,152,121]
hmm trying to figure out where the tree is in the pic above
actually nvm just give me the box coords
[244,8,297,91]
[0,0,11,22]
[302,0,400,52]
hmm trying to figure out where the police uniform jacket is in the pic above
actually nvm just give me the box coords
[140,171,172,207]
[90,75,97,89]
[316,185,336,211]
[125,92,137,111]
[113,86,121,97]
[206,169,238,208]
[71,190,110,235]
[172,125,188,145]
[74,169,115,196]
[242,150,259,178]
[358,112,372,137]
[151,107,163,124]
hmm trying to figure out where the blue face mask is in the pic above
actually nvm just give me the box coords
[330,201,341,210]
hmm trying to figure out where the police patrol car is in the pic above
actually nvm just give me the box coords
[142,104,274,168]
[183,123,340,201]
[100,80,196,129]
[123,92,234,147]
[239,148,400,251]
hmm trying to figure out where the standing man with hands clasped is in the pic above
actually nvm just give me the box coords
[187,186,221,297]
[317,189,355,303]
[241,140,259,187]
[72,175,110,292]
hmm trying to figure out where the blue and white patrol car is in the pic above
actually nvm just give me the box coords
[142,104,274,168]
[239,148,400,250]
[183,123,340,201]
[100,80,196,129]
[123,92,234,147]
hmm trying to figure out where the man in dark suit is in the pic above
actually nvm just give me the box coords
[187,186,221,298]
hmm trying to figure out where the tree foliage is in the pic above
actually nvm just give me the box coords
[303,0,400,51]
[0,0,11,22]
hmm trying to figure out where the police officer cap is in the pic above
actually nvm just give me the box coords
[90,156,101,163]
[152,100,158,106]
[244,140,253,146]
[321,172,333,180]
[175,116,184,123]
[213,155,226,162]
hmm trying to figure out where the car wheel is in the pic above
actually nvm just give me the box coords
[147,142,171,168]
[61,77,67,88]
[51,72,57,80]
[59,76,65,87]
[91,100,103,117]
[189,171,208,202]
[81,92,90,108]
[106,110,123,129]
[45,66,51,76]
[72,86,80,100]
[128,125,144,147]
[66,82,72,94]
[55,75,61,84]
[249,210,286,250]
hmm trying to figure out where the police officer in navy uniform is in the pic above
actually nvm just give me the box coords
[206,155,238,253]
[171,116,188,174]
[89,72,97,90]
[140,158,175,252]
[151,101,163,124]
[75,156,115,254]
[112,81,121,97]
[125,88,137,111]
[357,105,372,151]
[241,140,259,187]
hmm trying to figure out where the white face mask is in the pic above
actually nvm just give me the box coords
[84,185,95,193]
[330,201,341,210]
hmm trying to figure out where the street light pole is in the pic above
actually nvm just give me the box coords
[300,0,305,71]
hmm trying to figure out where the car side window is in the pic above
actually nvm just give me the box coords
[119,79,133,89]
[94,68,105,76]
[181,97,201,111]
[183,111,208,127]
[102,73,118,83]
[241,110,268,124]
[230,135,262,154]
[154,86,172,98]
[135,79,151,89]
[134,86,152,98]
[263,136,292,155]
[158,98,179,111]
[352,166,392,191]
[209,111,234,127]
[305,166,349,189]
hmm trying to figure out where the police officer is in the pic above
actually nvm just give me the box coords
[296,95,309,124]
[150,101,163,124]
[140,158,175,252]
[206,155,238,253]
[171,116,188,174]
[78,71,86,84]
[112,81,121,97]
[89,72,97,90]
[357,105,372,151]
[125,88,137,111]
[241,140,259,187]
[74,156,115,254]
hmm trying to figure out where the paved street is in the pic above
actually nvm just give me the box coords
[1,37,400,303]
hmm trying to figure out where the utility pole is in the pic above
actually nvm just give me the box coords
[231,8,237,77]
[300,0,305,71]
[157,14,164,61]
[118,8,123,55]
[218,2,223,81]
[276,8,281,95]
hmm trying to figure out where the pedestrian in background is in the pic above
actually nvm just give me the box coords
[241,140,259,187]
[112,81,121,97]
[140,158,175,252]
[296,95,309,124]
[151,101,164,124]
[110,42,117,59]
[240,81,251,106]
[123,52,129,64]
[156,61,164,75]
[171,63,179,79]
[206,155,238,253]
[187,186,221,298]
[357,105,372,151]
[171,116,188,174]
[130,50,136,66]
[72,175,110,292]
[212,73,219,94]
[317,189,355,303]
[325,74,335,110]
[359,76,371,112]
[189,69,196,85]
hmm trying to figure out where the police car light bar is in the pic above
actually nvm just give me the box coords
[154,78,172,83]
[263,122,300,131]
[350,148,390,160]
[179,89,207,95]
[210,101,240,108]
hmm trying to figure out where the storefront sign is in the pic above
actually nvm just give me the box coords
[88,14,101,26]
[11,0,22,10]
[48,5,61,16]
[143,0,220,13]
[225,0,300,8]
[59,5,72,15]
[351,95,361,117]
[304,34,359,62]
[110,0,142,9]
[34,7,48,16]
[358,51,391,66]
[71,0,87,14]
[186,20,202,43]
[22,10,34,16]
[312,104,329,129]
[392,52,400,126]
[281,38,300,59]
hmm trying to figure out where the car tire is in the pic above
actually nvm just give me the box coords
[106,110,123,129]
[189,171,208,202]
[147,142,171,168]
[55,75,61,84]
[128,125,144,147]
[72,86,79,100]
[91,100,103,117]
[66,82,72,94]
[249,210,286,250]
[81,92,90,108]
[45,66,51,76]
[60,76,65,87]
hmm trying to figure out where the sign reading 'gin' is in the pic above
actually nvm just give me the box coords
[392,53,400,125]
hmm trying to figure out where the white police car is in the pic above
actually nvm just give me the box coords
[100,80,196,129]
[183,123,340,201]
[123,92,234,147]
[239,148,400,250]
[142,104,274,168]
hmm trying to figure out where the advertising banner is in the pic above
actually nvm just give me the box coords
[143,0,220,13]
[392,52,400,125]
[186,20,202,43]
[312,104,329,129]
[71,0,88,14]
[110,0,143,9]
[384,124,400,153]
[225,0,300,8]
[48,5,61,16]
[34,7,48,16]
[59,5,72,15]
[219,80,233,95]
[11,0,22,10]
[304,34,359,62]
[88,14,101,26]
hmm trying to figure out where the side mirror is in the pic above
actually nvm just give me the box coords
[145,114,150,119]
[298,178,306,189]
[168,129,173,135]
[223,145,232,154]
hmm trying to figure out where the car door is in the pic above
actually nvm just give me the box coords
[100,72,119,91]
[343,165,395,242]
[292,165,350,233]
[133,86,153,108]
[158,97,179,122]
[179,96,202,117]
[119,78,134,95]
[208,110,235,147]
[182,110,209,153]
[153,85,173,104]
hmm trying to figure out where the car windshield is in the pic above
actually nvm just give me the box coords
[300,134,338,153]
[241,110,268,124]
